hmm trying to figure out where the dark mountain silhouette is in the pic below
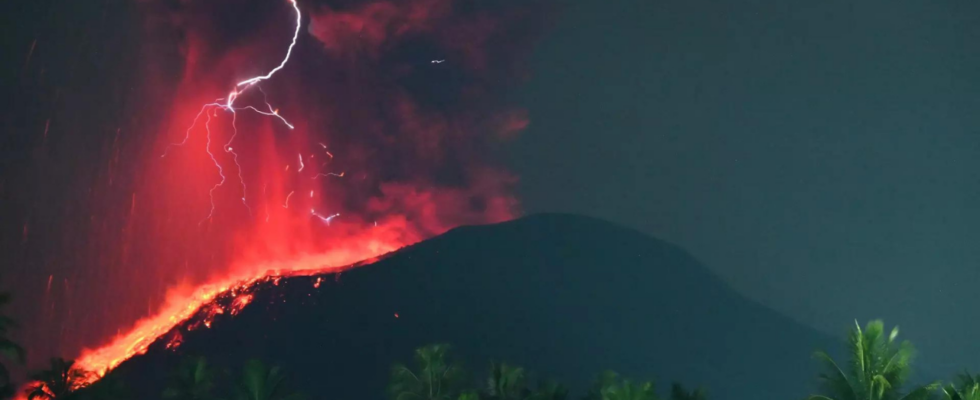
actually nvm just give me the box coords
[101,213,837,400]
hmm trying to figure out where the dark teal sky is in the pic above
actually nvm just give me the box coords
[514,0,980,374]
[2,0,979,380]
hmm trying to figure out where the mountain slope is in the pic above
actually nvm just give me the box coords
[105,213,836,400]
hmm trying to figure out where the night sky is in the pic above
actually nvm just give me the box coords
[513,0,980,374]
[2,0,980,381]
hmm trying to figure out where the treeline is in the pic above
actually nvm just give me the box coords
[3,288,980,400]
[13,346,706,400]
[386,344,706,400]
[15,357,302,400]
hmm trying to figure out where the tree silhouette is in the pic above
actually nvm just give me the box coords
[942,373,980,400]
[24,358,89,400]
[807,320,938,400]
[585,371,658,400]
[484,362,569,400]
[389,344,466,400]
[163,356,222,400]
[485,362,530,400]
[233,359,303,400]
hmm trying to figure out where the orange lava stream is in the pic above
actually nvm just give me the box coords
[73,239,402,383]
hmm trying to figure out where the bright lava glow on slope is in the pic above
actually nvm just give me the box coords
[70,0,388,383]
[73,245,396,382]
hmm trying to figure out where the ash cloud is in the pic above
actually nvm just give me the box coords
[279,0,551,232]
[12,0,553,368]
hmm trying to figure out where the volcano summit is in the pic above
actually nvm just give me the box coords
[84,214,834,400]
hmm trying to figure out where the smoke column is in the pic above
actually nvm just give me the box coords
[2,0,550,379]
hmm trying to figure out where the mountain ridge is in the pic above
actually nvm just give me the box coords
[98,213,838,400]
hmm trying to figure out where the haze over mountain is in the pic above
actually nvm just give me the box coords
[102,214,841,400]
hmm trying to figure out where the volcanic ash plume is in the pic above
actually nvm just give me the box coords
[15,0,550,381]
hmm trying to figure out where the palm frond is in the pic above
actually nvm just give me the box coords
[389,345,464,400]
[897,383,939,400]
[941,385,963,400]
[814,351,855,400]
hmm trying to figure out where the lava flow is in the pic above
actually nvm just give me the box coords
[74,247,394,381]
[11,0,548,389]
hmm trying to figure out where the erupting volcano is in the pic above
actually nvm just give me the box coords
[9,0,549,386]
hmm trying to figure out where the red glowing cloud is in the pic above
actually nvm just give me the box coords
[16,0,552,383]
[308,1,441,56]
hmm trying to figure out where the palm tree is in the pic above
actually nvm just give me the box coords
[942,373,980,400]
[389,344,466,400]
[669,383,706,400]
[0,290,26,399]
[486,362,530,400]
[233,359,303,400]
[163,356,221,400]
[585,371,658,400]
[24,358,89,400]
[484,363,566,400]
[807,319,938,400]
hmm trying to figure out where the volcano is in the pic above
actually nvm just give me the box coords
[88,214,834,400]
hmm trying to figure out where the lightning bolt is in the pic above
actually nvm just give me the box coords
[314,172,344,179]
[256,86,295,129]
[162,0,302,221]
[237,0,302,88]
[203,111,224,223]
[311,210,340,225]
[225,111,250,215]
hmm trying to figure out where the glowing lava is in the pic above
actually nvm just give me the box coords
[74,242,399,382]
